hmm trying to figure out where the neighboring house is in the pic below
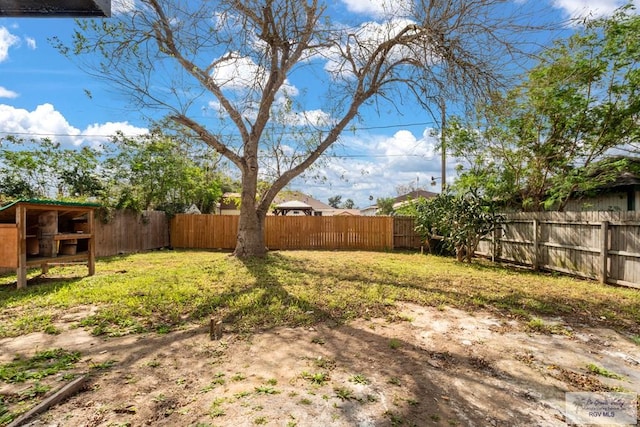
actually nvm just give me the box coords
[564,171,640,212]
[360,205,378,217]
[219,192,241,215]
[332,209,362,216]
[272,190,347,216]
[218,190,356,216]
[392,190,438,210]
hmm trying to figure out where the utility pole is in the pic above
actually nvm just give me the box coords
[441,98,446,192]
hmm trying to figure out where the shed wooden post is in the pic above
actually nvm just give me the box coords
[600,221,609,284]
[88,209,96,276]
[532,219,539,271]
[16,204,27,289]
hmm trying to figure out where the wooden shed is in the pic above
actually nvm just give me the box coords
[0,199,99,289]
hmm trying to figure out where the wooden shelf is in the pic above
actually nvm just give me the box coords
[53,233,93,241]
[26,252,89,267]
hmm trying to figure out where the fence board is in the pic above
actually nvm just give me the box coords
[95,210,169,257]
[170,215,394,251]
[393,217,423,249]
[478,211,640,289]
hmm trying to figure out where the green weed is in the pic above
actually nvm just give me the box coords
[334,387,353,400]
[0,348,81,383]
[301,371,329,385]
[255,386,280,395]
[209,397,226,417]
[349,374,369,385]
[586,364,623,379]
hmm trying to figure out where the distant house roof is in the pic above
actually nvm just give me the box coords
[273,190,333,211]
[332,209,361,216]
[570,156,640,197]
[393,190,438,205]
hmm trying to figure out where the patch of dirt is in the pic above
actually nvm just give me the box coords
[2,303,639,426]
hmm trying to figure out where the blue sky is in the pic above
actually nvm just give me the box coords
[0,0,635,208]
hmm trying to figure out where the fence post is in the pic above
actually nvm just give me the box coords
[491,227,496,262]
[600,221,609,284]
[532,219,539,271]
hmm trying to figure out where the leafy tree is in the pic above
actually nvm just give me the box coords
[57,146,104,197]
[376,197,396,216]
[0,132,226,215]
[413,190,501,262]
[342,198,355,209]
[59,0,549,256]
[0,136,102,201]
[328,195,342,209]
[101,131,224,215]
[447,4,640,210]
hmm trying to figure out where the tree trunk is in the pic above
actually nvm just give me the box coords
[233,166,268,257]
[234,203,267,257]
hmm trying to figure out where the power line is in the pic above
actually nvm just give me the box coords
[0,120,438,139]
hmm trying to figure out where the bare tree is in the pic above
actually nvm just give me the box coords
[60,0,548,257]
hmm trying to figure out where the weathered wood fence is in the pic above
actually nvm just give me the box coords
[171,214,402,251]
[476,211,640,289]
[95,210,170,257]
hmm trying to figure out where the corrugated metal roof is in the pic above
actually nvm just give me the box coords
[0,199,100,213]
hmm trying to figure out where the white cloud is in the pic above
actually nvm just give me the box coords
[291,127,451,208]
[0,103,80,145]
[324,18,429,79]
[212,52,267,91]
[0,26,20,63]
[209,52,333,128]
[212,52,299,98]
[25,37,36,50]
[82,121,148,147]
[341,0,411,19]
[0,103,147,147]
[112,0,137,15]
[551,0,637,19]
[0,87,18,98]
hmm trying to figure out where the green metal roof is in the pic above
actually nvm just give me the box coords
[0,198,101,212]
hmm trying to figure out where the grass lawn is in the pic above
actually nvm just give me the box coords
[1,250,639,339]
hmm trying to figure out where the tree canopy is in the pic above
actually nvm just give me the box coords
[446,4,640,210]
[58,0,550,256]
[0,132,229,215]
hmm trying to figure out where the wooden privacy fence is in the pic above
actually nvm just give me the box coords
[171,214,400,251]
[95,210,169,257]
[476,211,640,289]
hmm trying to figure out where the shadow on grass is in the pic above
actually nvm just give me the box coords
[1,250,638,424]
[59,252,569,426]
[0,275,84,305]
[273,251,640,336]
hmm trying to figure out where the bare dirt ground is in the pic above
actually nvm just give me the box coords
[1,302,639,427]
